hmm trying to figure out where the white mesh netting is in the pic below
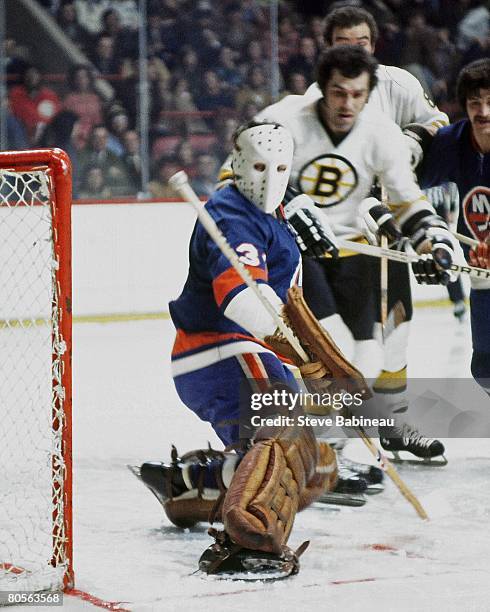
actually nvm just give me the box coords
[0,168,68,594]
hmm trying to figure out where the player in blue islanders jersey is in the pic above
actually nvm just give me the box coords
[169,123,304,447]
[420,59,490,396]
[134,122,346,545]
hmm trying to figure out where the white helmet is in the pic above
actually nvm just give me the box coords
[231,122,294,213]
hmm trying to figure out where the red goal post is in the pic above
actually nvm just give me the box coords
[0,149,73,592]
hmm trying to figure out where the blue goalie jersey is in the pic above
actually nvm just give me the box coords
[169,185,301,375]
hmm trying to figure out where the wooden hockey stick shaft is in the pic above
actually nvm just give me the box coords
[380,184,389,339]
[170,171,428,520]
[169,171,308,363]
[356,426,429,520]
[452,231,479,248]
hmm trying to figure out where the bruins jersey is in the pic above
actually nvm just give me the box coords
[256,95,432,237]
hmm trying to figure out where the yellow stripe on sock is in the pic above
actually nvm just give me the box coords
[373,367,407,393]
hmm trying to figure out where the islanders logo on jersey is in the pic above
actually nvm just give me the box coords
[297,154,358,207]
[463,186,490,241]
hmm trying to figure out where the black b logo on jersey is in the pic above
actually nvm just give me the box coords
[298,154,358,207]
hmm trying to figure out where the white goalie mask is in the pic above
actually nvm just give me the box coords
[231,122,294,213]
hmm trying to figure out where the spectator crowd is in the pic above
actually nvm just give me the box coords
[4,0,490,198]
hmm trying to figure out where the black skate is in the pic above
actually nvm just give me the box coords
[334,463,368,494]
[327,439,384,494]
[379,424,447,466]
[128,444,225,527]
[128,445,193,505]
[337,456,384,494]
[198,528,309,580]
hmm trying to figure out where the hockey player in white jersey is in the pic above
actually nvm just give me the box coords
[246,45,456,463]
[218,10,450,452]
[302,7,452,462]
[312,6,449,164]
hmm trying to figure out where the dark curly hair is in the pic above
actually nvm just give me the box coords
[456,59,490,109]
[323,7,378,46]
[316,45,378,94]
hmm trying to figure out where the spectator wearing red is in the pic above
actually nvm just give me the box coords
[9,66,61,145]
[63,64,103,149]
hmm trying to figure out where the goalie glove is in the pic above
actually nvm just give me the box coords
[406,213,458,285]
[283,186,339,259]
[359,197,402,246]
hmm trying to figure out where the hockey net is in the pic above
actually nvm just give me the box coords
[0,150,73,594]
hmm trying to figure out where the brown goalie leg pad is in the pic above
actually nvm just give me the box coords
[298,441,338,511]
[222,425,319,555]
[222,439,299,555]
[164,496,219,528]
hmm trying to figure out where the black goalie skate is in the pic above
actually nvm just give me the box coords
[379,424,447,466]
[198,528,309,581]
[128,444,226,527]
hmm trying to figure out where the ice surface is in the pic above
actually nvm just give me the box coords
[10,306,490,611]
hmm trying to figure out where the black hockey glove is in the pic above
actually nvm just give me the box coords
[411,254,451,285]
[402,123,435,170]
[283,187,339,259]
[405,213,458,285]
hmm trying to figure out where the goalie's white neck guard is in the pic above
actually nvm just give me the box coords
[232,122,294,214]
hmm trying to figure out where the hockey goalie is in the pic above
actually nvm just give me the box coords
[132,121,374,578]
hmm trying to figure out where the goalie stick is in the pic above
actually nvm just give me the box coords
[169,170,428,521]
